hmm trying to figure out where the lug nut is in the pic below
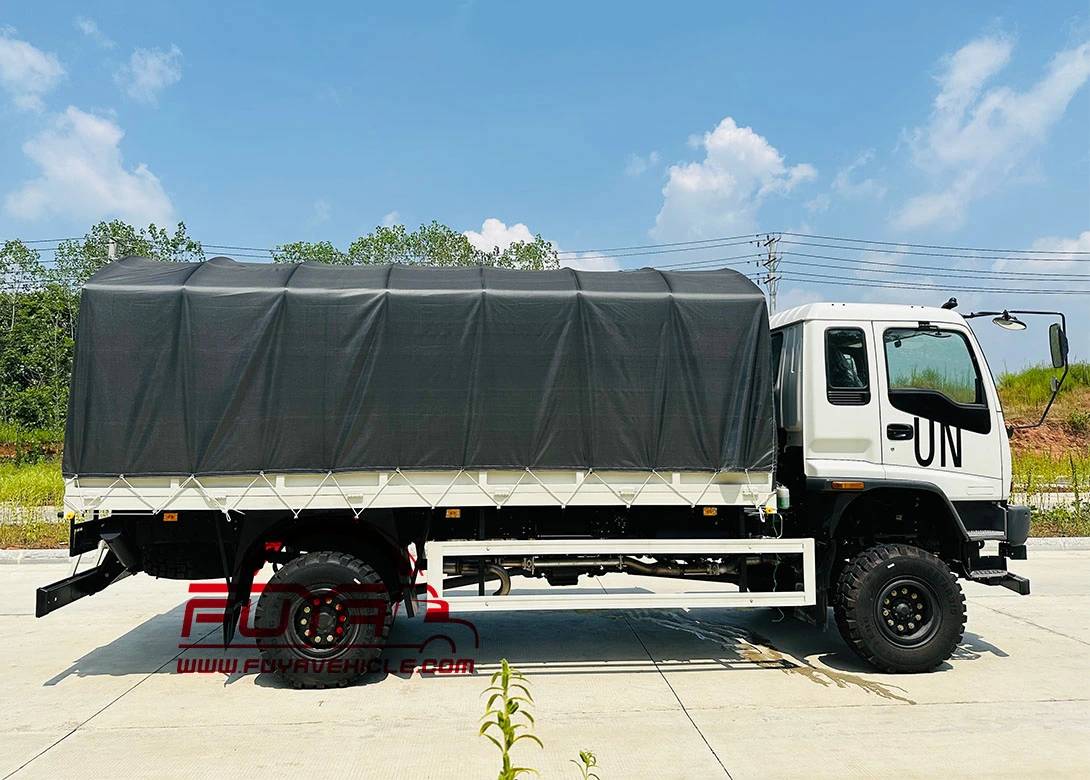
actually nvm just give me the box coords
[326,634,333,642]
[883,609,890,617]
[897,624,904,631]
[299,619,307,626]
[908,622,916,629]
[911,592,918,599]
[888,620,894,626]
[303,606,311,614]
[314,636,321,643]
[901,588,908,595]
[916,614,922,621]
[917,603,923,609]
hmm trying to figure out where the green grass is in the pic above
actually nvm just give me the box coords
[0,459,65,506]
[0,512,68,549]
[997,361,1090,422]
[892,368,977,404]
[0,459,67,548]
[1029,506,1090,537]
[1012,450,1090,537]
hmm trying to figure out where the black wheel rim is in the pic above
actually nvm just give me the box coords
[874,576,941,647]
[289,586,360,659]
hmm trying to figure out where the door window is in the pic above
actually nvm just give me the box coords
[825,328,870,405]
[883,328,990,434]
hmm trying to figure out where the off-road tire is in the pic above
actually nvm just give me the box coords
[254,551,392,689]
[834,543,965,673]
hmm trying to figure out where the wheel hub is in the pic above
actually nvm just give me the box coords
[877,578,939,647]
[292,591,351,654]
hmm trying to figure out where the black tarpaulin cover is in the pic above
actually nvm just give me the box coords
[63,257,775,477]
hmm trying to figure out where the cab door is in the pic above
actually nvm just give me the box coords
[872,322,1003,501]
[802,321,884,480]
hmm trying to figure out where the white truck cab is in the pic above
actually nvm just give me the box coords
[772,303,1010,511]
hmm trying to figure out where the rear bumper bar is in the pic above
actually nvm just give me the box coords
[35,550,131,617]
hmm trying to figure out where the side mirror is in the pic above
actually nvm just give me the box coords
[1049,323,1068,369]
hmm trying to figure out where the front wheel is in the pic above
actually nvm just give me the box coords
[834,543,965,673]
[254,551,393,689]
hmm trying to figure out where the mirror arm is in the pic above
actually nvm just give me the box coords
[1011,361,1070,432]
[965,309,1067,330]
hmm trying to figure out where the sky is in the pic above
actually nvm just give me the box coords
[1,1,1088,371]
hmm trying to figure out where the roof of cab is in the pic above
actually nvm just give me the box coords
[770,301,968,330]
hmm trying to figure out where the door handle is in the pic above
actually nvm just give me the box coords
[886,423,914,441]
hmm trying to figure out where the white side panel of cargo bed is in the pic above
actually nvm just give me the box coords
[64,468,774,515]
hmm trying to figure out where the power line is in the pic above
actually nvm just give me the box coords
[781,251,1090,280]
[553,234,758,256]
[0,237,78,245]
[650,253,763,271]
[777,269,1090,295]
[779,231,1090,255]
[779,239,1090,264]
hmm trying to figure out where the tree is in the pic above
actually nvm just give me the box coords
[272,220,560,270]
[1,221,203,436]
[52,220,204,289]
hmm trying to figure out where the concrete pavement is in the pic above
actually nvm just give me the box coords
[1,551,1088,779]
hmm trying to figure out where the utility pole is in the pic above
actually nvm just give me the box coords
[760,233,779,313]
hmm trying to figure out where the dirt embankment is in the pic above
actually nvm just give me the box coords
[1007,421,1089,457]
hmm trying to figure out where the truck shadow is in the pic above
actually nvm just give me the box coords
[43,599,1008,704]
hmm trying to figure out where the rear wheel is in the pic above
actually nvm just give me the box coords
[254,551,392,689]
[834,543,965,673]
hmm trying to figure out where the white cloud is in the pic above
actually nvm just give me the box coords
[115,44,183,105]
[309,199,330,225]
[1004,231,1090,275]
[652,117,816,239]
[1030,230,1090,256]
[381,210,400,227]
[465,218,620,271]
[804,193,830,214]
[893,35,1090,232]
[464,217,536,253]
[624,151,660,177]
[559,251,620,271]
[76,18,115,49]
[776,287,824,311]
[0,27,65,112]
[832,150,886,199]
[4,106,173,226]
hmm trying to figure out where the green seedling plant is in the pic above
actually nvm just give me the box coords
[480,659,543,779]
[571,750,601,780]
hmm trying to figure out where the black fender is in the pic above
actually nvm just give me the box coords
[806,477,971,542]
[219,509,411,647]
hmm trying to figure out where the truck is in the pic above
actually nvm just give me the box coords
[36,256,1070,688]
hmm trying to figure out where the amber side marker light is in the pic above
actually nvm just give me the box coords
[163,512,178,522]
[445,508,461,519]
[831,481,865,491]
[702,506,718,517]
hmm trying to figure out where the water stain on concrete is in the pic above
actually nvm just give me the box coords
[629,611,916,704]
